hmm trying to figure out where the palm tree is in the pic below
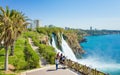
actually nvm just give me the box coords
[0,6,28,71]
[9,10,29,56]
[0,6,13,71]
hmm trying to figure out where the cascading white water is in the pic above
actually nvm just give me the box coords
[51,36,62,53]
[51,35,77,62]
[61,36,77,62]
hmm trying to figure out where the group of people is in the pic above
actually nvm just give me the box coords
[55,52,66,70]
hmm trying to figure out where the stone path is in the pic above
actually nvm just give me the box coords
[28,38,48,67]
[28,38,39,50]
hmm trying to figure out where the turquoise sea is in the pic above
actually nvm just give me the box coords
[80,34,120,75]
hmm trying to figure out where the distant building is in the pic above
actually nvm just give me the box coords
[27,19,41,30]
[90,26,92,30]
[89,26,93,35]
[34,20,41,28]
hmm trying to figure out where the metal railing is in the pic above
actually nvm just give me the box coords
[65,59,109,75]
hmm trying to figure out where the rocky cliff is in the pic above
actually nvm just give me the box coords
[36,27,85,58]
[63,31,85,58]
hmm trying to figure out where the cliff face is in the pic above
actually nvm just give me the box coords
[39,32,85,58]
[64,32,85,58]
[39,35,49,45]
[36,27,85,58]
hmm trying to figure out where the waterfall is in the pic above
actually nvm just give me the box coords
[61,37,77,62]
[51,34,77,62]
[51,35,62,53]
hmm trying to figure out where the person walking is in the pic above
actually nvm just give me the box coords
[62,56,66,69]
[56,52,60,59]
[59,53,63,64]
[55,57,59,70]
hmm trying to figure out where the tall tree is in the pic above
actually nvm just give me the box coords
[0,6,28,71]
[9,10,28,56]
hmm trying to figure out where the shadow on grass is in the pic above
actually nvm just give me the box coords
[0,54,4,56]
[0,68,4,70]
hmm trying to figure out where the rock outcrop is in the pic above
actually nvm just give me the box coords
[39,35,49,45]
[64,32,85,58]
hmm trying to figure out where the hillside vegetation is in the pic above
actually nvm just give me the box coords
[25,31,56,64]
[0,34,39,75]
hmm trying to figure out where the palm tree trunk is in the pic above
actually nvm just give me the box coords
[5,46,9,71]
[10,41,15,56]
[10,45,14,56]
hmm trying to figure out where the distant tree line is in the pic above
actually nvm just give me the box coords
[84,30,120,36]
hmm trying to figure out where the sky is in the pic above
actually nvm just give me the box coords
[0,0,120,30]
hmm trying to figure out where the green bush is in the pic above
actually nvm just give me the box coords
[9,36,27,70]
[13,57,26,70]
[24,39,40,69]
[38,44,56,64]
[32,37,40,46]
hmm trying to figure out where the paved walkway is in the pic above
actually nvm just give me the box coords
[24,65,79,75]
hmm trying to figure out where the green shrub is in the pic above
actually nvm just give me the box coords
[32,37,40,46]
[13,57,26,70]
[38,44,56,64]
[24,39,40,69]
[9,36,27,70]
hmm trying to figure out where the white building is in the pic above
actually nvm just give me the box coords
[34,20,41,28]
